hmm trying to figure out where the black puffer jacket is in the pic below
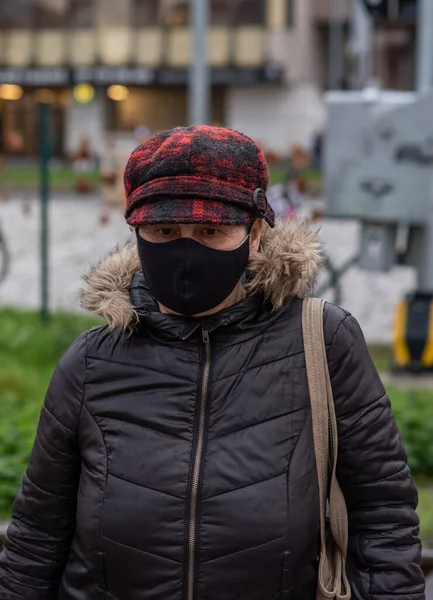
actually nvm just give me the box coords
[0,221,424,600]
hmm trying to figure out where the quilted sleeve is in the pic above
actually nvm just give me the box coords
[0,333,87,599]
[324,306,425,600]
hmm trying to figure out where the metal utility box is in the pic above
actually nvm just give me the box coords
[324,89,433,225]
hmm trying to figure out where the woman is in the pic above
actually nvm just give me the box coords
[0,126,424,600]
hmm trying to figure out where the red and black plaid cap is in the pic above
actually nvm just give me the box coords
[124,125,275,228]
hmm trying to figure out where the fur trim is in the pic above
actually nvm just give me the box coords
[80,219,323,330]
[81,244,141,331]
[245,219,323,309]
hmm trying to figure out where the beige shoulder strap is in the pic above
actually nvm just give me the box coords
[302,298,351,600]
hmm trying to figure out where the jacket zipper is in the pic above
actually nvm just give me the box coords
[187,328,211,600]
[182,325,200,341]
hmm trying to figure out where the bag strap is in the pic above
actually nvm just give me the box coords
[302,298,351,600]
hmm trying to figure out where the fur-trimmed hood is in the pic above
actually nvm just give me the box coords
[81,220,323,331]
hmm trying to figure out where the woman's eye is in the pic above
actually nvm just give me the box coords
[159,228,174,236]
[203,228,219,237]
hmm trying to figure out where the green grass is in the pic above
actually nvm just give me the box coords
[0,161,321,191]
[0,308,432,548]
[387,387,433,478]
[0,307,102,518]
[269,165,322,186]
[418,484,433,548]
[1,163,319,191]
[0,165,100,189]
[369,344,394,373]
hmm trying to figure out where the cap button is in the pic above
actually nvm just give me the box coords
[252,188,268,219]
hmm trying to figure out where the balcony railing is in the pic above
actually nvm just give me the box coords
[0,26,268,69]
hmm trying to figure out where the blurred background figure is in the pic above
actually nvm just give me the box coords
[133,125,152,145]
[267,169,304,219]
[72,134,95,193]
[99,135,119,213]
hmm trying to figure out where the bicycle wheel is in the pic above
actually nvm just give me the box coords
[0,231,10,286]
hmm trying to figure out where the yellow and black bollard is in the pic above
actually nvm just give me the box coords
[393,293,433,371]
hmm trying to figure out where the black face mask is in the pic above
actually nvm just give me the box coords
[136,232,250,316]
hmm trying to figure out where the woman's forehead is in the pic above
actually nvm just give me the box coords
[140,223,245,230]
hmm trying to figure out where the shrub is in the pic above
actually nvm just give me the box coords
[0,308,101,518]
[388,387,433,478]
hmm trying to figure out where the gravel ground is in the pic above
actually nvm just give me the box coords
[0,195,416,343]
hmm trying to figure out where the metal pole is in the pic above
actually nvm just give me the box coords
[417,0,433,94]
[418,200,433,291]
[189,0,210,125]
[350,0,373,89]
[39,103,50,325]
[328,0,345,89]
[415,0,433,290]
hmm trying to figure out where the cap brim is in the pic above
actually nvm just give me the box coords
[126,198,255,228]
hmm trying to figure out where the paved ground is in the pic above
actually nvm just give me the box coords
[0,194,416,343]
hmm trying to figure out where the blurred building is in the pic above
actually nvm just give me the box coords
[0,0,419,158]
[316,0,417,92]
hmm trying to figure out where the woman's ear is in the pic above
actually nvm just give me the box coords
[249,219,263,259]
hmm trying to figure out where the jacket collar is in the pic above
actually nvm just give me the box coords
[80,219,323,338]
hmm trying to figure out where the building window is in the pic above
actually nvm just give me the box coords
[135,0,266,28]
[134,0,161,27]
[31,0,94,28]
[68,0,95,28]
[211,0,230,26]
[210,0,265,26]
[34,0,69,28]
[134,0,191,27]
[0,0,33,28]
[232,0,265,25]
[163,1,189,26]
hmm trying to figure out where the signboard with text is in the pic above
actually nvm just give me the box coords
[0,66,284,87]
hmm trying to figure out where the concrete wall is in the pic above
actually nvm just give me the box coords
[226,82,325,153]
[267,0,321,86]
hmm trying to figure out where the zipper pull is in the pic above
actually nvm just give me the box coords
[202,329,210,344]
